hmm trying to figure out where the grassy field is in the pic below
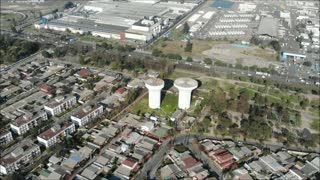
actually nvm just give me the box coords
[251,48,278,61]
[129,92,178,117]
[168,70,197,80]
[311,118,320,131]
[0,13,24,29]
[152,38,227,57]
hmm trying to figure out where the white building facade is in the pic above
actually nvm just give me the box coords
[37,123,76,148]
[10,111,48,135]
[44,95,77,116]
[71,105,103,126]
[0,129,13,145]
[0,141,41,175]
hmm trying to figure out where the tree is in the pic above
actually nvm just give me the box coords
[270,40,281,52]
[42,50,51,58]
[209,88,227,113]
[10,25,17,33]
[182,22,190,34]
[152,49,163,57]
[79,55,86,65]
[186,56,193,62]
[52,9,58,14]
[203,58,212,65]
[64,1,74,9]
[39,11,43,18]
[184,40,193,52]
[303,61,312,67]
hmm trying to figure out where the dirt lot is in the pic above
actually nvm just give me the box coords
[202,43,278,67]
[153,38,279,68]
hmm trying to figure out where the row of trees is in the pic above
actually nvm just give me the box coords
[0,35,40,64]
[152,49,182,60]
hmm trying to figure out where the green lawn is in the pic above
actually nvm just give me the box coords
[311,118,320,132]
[168,70,197,80]
[174,145,188,153]
[129,92,178,117]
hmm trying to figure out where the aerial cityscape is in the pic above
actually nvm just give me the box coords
[0,0,319,179]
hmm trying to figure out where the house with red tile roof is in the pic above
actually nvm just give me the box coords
[75,68,91,81]
[122,158,138,170]
[182,156,201,170]
[39,84,54,94]
[115,87,126,94]
[211,148,236,170]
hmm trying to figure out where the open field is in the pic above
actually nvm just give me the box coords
[0,12,24,29]
[152,38,278,67]
[152,39,212,58]
[202,43,277,67]
[129,92,178,117]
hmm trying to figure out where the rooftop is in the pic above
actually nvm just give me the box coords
[38,122,73,140]
[182,156,200,169]
[11,110,45,127]
[1,140,39,165]
[0,129,11,137]
[257,17,279,37]
[44,95,75,108]
[174,78,198,89]
[122,158,138,168]
[72,105,102,119]
[144,78,164,87]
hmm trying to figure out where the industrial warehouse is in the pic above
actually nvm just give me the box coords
[34,0,202,43]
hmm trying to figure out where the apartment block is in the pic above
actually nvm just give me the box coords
[44,95,77,116]
[10,110,48,135]
[71,105,103,126]
[37,122,76,148]
[0,140,41,175]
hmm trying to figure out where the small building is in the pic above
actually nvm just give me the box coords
[94,75,116,91]
[80,164,102,180]
[259,155,286,172]
[140,121,154,132]
[127,78,144,89]
[301,157,319,177]
[39,84,55,94]
[75,68,92,81]
[170,109,183,121]
[211,148,236,170]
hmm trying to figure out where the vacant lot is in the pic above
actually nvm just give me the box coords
[0,12,24,29]
[202,43,278,67]
[153,38,278,67]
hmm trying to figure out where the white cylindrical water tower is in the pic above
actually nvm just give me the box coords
[145,78,164,109]
[174,78,198,110]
